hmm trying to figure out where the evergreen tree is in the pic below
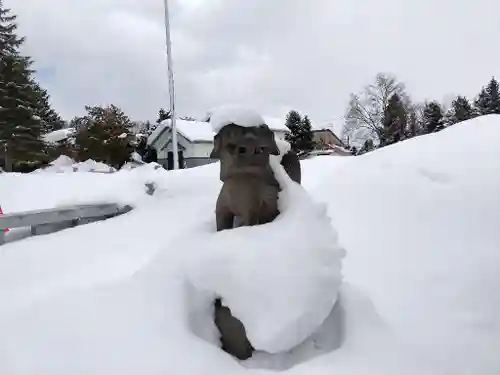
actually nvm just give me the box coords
[284,110,302,152]
[0,1,61,170]
[32,85,65,132]
[135,136,158,164]
[146,122,158,137]
[381,93,407,146]
[73,104,134,168]
[130,120,153,136]
[157,108,171,124]
[0,0,23,57]
[69,115,86,131]
[0,54,45,169]
[474,77,500,116]
[445,96,477,126]
[142,120,154,134]
[422,101,444,134]
[358,139,375,154]
[406,104,423,139]
[297,115,315,154]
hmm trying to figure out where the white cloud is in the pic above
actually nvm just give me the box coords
[7,0,500,131]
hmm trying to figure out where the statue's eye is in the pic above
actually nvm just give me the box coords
[226,143,236,152]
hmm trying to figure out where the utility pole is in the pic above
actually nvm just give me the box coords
[162,0,179,169]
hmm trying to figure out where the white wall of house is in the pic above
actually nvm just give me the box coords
[157,139,213,160]
[156,133,190,159]
[189,142,213,158]
[273,130,288,141]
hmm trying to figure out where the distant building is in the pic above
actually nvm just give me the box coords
[311,128,351,156]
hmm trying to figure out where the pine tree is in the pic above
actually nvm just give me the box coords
[381,93,407,146]
[297,115,315,154]
[0,1,61,170]
[474,77,500,116]
[32,84,65,132]
[406,105,423,139]
[0,1,23,57]
[0,54,45,169]
[157,108,171,124]
[358,139,375,154]
[445,96,477,126]
[422,101,444,134]
[284,110,302,152]
[73,104,134,168]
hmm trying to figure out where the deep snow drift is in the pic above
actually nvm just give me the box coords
[1,115,500,375]
[186,151,344,354]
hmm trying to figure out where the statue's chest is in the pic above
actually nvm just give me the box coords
[223,177,279,215]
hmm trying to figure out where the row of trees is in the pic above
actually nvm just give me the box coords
[342,73,500,154]
[0,0,65,171]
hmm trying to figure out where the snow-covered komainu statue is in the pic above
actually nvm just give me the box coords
[208,108,302,360]
[210,123,301,231]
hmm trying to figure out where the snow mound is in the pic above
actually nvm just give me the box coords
[36,157,116,174]
[49,155,75,167]
[186,157,344,354]
[208,105,267,134]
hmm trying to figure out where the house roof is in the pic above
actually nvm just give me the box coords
[148,117,290,146]
[148,119,214,145]
[312,128,344,145]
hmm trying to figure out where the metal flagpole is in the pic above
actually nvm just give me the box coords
[163,0,179,170]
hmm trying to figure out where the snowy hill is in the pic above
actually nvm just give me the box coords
[1,115,500,375]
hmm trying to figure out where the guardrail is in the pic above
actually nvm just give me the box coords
[0,204,132,246]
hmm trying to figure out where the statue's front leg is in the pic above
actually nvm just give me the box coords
[216,206,235,232]
[240,212,260,226]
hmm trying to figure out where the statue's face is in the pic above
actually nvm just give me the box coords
[210,124,280,177]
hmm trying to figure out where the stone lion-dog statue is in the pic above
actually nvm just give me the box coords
[209,121,301,360]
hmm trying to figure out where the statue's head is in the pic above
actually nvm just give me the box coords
[210,124,280,178]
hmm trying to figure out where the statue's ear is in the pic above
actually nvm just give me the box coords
[269,138,280,155]
[210,133,222,159]
[262,126,280,155]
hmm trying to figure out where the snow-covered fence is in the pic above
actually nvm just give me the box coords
[0,204,132,245]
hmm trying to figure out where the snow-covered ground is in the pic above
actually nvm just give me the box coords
[1,115,500,375]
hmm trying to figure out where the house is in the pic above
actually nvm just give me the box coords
[147,117,291,170]
[311,128,351,156]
